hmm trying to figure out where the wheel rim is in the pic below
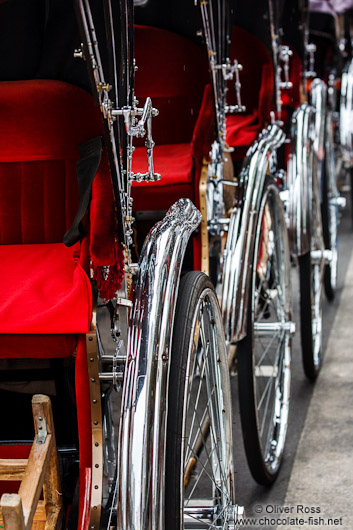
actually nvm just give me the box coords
[181,288,234,529]
[252,186,291,475]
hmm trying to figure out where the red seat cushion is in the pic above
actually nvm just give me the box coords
[0,242,92,334]
[226,110,260,149]
[132,143,194,211]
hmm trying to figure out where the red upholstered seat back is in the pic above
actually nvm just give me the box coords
[0,80,103,245]
[134,25,209,146]
[228,26,274,120]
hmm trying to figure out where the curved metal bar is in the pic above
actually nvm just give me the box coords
[340,58,353,163]
[117,198,201,530]
[310,80,327,251]
[311,79,327,164]
[221,123,286,344]
[287,103,316,256]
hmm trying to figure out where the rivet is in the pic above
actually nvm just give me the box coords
[93,507,97,512]
[93,399,97,404]
[91,378,95,383]
[94,420,98,426]
[95,442,99,447]
[88,337,93,342]
[94,485,99,490]
[95,464,99,468]
[90,358,94,362]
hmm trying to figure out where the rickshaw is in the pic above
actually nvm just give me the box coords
[281,0,346,379]
[0,1,242,529]
[200,0,295,486]
[338,4,353,221]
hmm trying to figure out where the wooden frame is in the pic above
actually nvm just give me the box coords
[0,395,62,530]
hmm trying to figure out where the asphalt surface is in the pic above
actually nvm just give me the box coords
[230,198,353,529]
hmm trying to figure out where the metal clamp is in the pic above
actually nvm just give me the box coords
[36,416,48,445]
[279,45,293,90]
[306,43,317,79]
[114,98,161,183]
[212,57,246,113]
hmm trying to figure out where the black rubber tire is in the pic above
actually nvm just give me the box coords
[299,251,322,380]
[237,181,292,486]
[165,271,234,529]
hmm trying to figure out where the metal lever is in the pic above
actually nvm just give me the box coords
[279,45,293,90]
[129,97,161,182]
[129,97,155,138]
[111,98,161,182]
[212,58,246,113]
[306,43,317,78]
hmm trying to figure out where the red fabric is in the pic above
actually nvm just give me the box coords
[134,25,209,146]
[0,80,103,162]
[0,445,31,495]
[132,27,212,216]
[90,150,117,266]
[0,159,79,245]
[228,27,274,117]
[0,80,123,280]
[78,468,92,530]
[93,242,125,301]
[191,84,216,163]
[90,149,125,300]
[132,143,194,211]
[226,27,274,155]
[0,243,92,334]
[0,334,77,359]
[226,109,260,148]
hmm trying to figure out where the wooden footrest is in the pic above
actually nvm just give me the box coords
[0,395,62,530]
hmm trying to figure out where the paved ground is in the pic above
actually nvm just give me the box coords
[231,201,353,529]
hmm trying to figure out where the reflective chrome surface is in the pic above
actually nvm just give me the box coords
[310,79,327,256]
[287,103,316,256]
[221,123,286,343]
[117,198,201,530]
[340,59,353,163]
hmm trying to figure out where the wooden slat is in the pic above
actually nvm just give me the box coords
[0,459,28,481]
[1,494,25,530]
[18,396,54,530]
[0,395,62,530]
[0,501,46,526]
[41,395,62,530]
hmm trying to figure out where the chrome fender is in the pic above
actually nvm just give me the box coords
[117,198,201,530]
[287,103,316,255]
[221,123,286,344]
[340,59,353,162]
[311,78,327,163]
